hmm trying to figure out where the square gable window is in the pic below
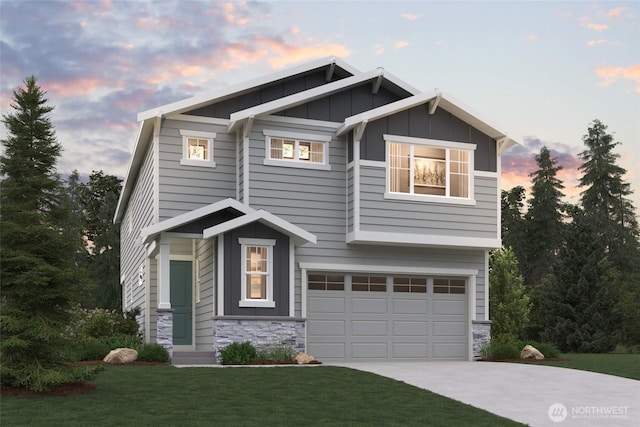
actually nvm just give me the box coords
[263,129,331,171]
[180,129,216,167]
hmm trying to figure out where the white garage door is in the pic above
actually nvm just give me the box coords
[306,274,468,361]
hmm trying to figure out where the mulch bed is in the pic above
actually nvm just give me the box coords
[228,360,322,366]
[0,360,168,398]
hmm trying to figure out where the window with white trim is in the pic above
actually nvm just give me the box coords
[180,129,216,167]
[387,136,474,199]
[263,129,331,170]
[239,238,276,308]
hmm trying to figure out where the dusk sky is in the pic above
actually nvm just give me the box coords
[1,1,638,211]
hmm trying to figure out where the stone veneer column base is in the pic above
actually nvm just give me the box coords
[212,317,306,363]
[156,308,174,359]
[472,320,491,360]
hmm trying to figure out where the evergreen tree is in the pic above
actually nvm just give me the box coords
[541,208,620,352]
[578,119,639,268]
[500,186,526,270]
[78,171,123,310]
[489,248,530,343]
[524,146,565,286]
[0,76,97,390]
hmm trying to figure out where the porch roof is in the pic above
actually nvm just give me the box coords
[140,198,316,247]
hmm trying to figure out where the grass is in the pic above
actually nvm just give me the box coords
[520,353,640,380]
[1,365,523,427]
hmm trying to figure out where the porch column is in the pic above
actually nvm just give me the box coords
[158,236,171,309]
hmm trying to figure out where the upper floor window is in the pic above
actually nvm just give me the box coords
[238,238,276,308]
[263,129,331,171]
[180,129,216,167]
[386,135,475,203]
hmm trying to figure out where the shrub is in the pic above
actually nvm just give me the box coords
[486,342,520,360]
[255,342,295,362]
[137,344,170,363]
[67,306,141,339]
[73,337,112,361]
[220,341,257,365]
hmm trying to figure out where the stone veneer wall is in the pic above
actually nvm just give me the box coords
[213,317,305,363]
[156,309,174,359]
[472,320,491,360]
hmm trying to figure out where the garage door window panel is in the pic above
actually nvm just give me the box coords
[352,276,387,292]
[433,278,466,294]
[308,274,345,291]
[393,277,427,293]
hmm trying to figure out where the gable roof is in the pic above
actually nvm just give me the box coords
[141,198,316,246]
[137,56,360,122]
[227,67,418,132]
[337,89,520,152]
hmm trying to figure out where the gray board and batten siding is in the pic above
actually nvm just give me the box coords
[223,222,291,317]
[184,65,354,119]
[360,104,497,172]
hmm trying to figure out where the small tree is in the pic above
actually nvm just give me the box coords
[489,248,531,344]
[500,186,526,272]
[0,76,97,390]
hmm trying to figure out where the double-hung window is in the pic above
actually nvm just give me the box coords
[263,129,331,170]
[180,129,216,167]
[386,135,475,203]
[238,238,276,308]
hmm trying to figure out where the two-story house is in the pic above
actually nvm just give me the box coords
[115,57,518,364]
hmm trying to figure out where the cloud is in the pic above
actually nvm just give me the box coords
[401,13,421,21]
[595,65,640,93]
[606,7,626,18]
[586,39,607,46]
[587,22,608,32]
[500,137,583,201]
[395,41,409,49]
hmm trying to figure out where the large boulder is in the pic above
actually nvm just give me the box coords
[103,348,139,364]
[294,352,315,364]
[520,344,544,360]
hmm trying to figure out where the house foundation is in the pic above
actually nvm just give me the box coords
[212,317,306,363]
[472,320,491,360]
[156,308,174,359]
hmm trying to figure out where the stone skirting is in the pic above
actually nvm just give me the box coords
[472,320,491,360]
[212,317,305,363]
[156,308,174,359]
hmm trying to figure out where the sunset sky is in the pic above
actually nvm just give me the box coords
[1,0,638,211]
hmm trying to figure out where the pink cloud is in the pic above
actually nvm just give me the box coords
[587,22,608,32]
[524,34,540,43]
[395,41,409,49]
[401,13,421,21]
[606,7,626,18]
[595,65,640,92]
[46,77,113,97]
[586,39,606,46]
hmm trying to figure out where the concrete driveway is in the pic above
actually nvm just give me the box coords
[332,362,639,426]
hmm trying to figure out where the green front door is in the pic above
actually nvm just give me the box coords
[170,260,192,346]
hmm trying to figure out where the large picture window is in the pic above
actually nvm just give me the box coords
[238,238,276,308]
[387,136,474,200]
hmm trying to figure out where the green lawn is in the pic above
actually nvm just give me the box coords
[521,353,640,380]
[1,365,523,427]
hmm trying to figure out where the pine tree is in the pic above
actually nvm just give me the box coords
[0,76,97,391]
[541,208,620,352]
[78,171,123,310]
[500,186,526,270]
[524,146,565,286]
[578,119,639,268]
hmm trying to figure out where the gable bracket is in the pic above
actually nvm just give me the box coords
[325,61,336,82]
[496,136,511,155]
[428,92,442,115]
[372,68,384,95]
[243,115,254,140]
[354,120,368,142]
